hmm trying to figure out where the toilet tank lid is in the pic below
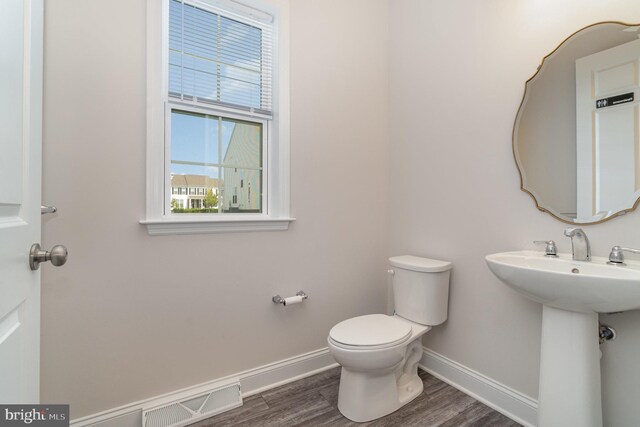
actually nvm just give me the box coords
[389,255,452,272]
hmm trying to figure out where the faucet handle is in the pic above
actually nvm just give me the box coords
[608,246,640,266]
[534,240,558,257]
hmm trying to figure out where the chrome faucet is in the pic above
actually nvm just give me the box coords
[564,227,591,261]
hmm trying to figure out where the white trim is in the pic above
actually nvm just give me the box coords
[194,0,274,25]
[71,348,336,427]
[168,98,273,121]
[145,0,168,220]
[419,347,538,427]
[163,103,270,215]
[144,0,291,235]
[140,216,295,235]
[240,349,336,397]
[70,345,537,427]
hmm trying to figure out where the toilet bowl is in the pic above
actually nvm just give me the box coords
[327,256,452,422]
[328,314,431,422]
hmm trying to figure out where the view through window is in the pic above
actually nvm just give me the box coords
[170,111,263,213]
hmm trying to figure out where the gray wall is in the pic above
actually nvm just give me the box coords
[388,1,640,426]
[41,0,390,418]
[40,0,640,425]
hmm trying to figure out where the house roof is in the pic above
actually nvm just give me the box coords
[171,174,222,188]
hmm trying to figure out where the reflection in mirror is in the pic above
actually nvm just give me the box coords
[514,22,640,224]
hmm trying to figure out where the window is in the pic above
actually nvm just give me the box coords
[143,0,292,234]
[170,110,264,213]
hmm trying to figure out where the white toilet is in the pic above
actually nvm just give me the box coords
[327,255,452,422]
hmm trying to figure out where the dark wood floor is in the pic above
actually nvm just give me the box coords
[190,367,522,426]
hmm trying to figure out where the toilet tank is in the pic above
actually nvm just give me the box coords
[389,255,452,326]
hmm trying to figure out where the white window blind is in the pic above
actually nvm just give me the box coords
[169,0,273,115]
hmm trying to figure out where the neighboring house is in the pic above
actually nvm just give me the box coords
[222,122,262,212]
[170,174,221,209]
[171,123,261,212]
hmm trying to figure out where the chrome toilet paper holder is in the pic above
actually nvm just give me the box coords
[272,290,308,305]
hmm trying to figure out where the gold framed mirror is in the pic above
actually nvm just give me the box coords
[514,22,640,224]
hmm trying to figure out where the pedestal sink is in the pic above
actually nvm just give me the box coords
[485,251,640,427]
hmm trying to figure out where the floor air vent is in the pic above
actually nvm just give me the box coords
[142,381,242,427]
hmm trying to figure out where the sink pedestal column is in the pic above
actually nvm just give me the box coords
[538,305,602,427]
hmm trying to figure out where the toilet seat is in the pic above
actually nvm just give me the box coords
[329,314,412,350]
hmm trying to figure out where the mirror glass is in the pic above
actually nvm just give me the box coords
[514,22,640,224]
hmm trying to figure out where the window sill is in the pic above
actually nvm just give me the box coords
[140,216,295,235]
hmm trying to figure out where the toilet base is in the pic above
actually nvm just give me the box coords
[337,367,424,422]
[336,340,424,422]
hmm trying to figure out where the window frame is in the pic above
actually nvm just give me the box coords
[142,0,293,235]
[164,102,269,216]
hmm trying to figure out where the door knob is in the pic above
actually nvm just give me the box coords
[29,243,68,271]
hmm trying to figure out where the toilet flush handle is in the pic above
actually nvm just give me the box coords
[387,269,395,276]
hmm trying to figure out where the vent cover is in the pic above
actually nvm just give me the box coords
[142,382,242,427]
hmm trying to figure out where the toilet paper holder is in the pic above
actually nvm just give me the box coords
[272,291,308,306]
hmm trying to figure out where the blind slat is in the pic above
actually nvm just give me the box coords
[169,0,273,113]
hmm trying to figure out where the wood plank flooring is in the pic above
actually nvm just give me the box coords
[190,367,522,426]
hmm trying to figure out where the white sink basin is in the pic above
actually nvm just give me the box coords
[486,250,640,313]
[486,250,640,427]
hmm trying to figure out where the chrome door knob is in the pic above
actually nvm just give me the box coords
[29,243,68,271]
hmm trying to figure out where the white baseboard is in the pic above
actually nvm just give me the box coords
[70,345,538,427]
[71,348,337,427]
[419,347,538,427]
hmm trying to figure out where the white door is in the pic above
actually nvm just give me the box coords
[0,0,43,402]
[576,38,640,220]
